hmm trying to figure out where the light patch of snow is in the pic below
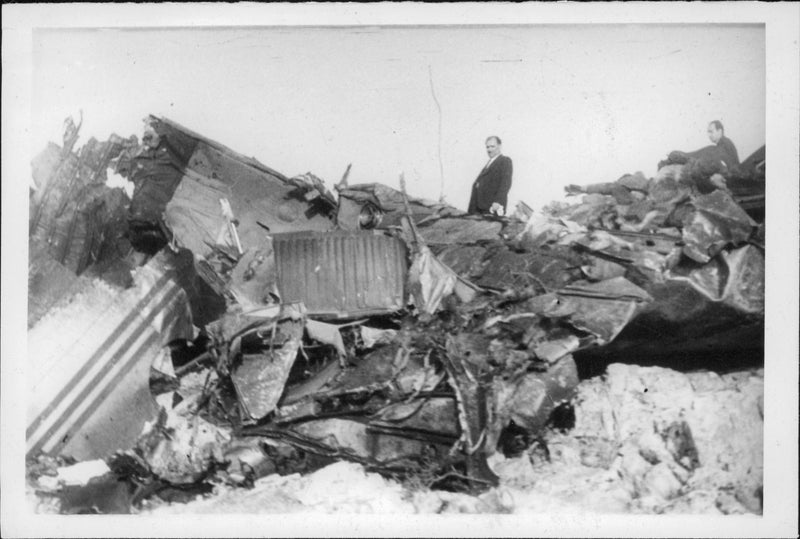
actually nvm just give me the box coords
[294,461,413,513]
[106,167,134,198]
[55,459,110,486]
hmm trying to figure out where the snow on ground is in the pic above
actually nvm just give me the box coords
[134,363,763,516]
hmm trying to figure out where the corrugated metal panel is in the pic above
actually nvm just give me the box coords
[273,231,408,318]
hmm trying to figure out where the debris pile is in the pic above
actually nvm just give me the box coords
[26,115,765,514]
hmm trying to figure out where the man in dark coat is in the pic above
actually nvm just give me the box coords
[707,120,739,168]
[468,136,513,215]
[658,121,740,174]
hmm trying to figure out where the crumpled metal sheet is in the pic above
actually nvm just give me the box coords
[474,245,581,293]
[231,343,302,421]
[289,417,449,467]
[719,245,764,314]
[320,343,437,399]
[553,277,652,344]
[360,326,398,348]
[681,190,756,263]
[416,217,504,245]
[580,245,764,359]
[225,307,305,421]
[489,354,579,450]
[286,172,338,217]
[123,116,334,307]
[580,256,628,281]
[442,334,500,489]
[274,341,442,424]
[27,251,194,460]
[306,319,347,357]
[668,244,764,315]
[370,398,459,441]
[559,276,653,302]
[164,169,239,257]
[277,359,343,410]
[531,334,582,363]
[408,245,459,314]
[432,244,488,279]
[30,136,132,275]
[139,407,231,485]
[336,183,464,230]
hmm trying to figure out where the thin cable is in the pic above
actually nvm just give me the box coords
[428,65,445,203]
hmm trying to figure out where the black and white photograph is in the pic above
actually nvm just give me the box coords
[2,3,798,537]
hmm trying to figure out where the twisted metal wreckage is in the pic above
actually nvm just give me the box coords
[27,115,765,509]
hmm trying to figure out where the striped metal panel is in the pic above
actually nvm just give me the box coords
[273,231,408,318]
[26,254,193,459]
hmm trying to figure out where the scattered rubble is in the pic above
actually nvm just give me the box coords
[27,115,765,514]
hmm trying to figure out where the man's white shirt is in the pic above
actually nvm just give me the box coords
[484,154,500,170]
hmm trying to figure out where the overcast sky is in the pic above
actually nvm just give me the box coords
[31,23,764,211]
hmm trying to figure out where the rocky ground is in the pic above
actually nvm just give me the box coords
[30,362,762,517]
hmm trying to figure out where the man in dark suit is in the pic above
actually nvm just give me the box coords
[707,120,739,168]
[468,136,513,215]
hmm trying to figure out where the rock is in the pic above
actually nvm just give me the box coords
[570,363,763,514]
[662,420,700,470]
[549,440,582,467]
[294,461,412,513]
[577,437,618,469]
[143,410,231,484]
[618,443,651,497]
[643,462,683,500]
[491,453,537,488]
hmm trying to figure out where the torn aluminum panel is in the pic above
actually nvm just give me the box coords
[580,256,628,282]
[305,319,347,357]
[116,116,334,305]
[277,359,343,409]
[360,326,398,349]
[407,245,458,315]
[489,354,579,451]
[288,418,444,467]
[442,334,500,489]
[369,398,459,445]
[474,244,582,293]
[272,230,408,318]
[27,250,193,461]
[415,217,504,245]
[668,244,764,315]
[336,183,464,230]
[273,343,442,425]
[554,277,653,344]
[207,303,305,421]
[681,189,756,263]
[515,212,588,248]
[579,246,764,360]
[433,245,487,279]
[30,132,133,275]
[230,318,304,421]
[138,405,231,485]
[404,213,482,314]
[286,172,338,219]
[314,342,437,399]
[149,117,334,254]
